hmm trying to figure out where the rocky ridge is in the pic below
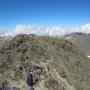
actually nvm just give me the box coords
[0,34,90,90]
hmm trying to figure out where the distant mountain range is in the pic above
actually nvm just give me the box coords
[64,32,90,58]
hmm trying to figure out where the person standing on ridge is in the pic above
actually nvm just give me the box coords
[26,69,34,90]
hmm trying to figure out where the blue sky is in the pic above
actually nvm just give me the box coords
[0,0,90,32]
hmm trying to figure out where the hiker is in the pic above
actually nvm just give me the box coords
[26,69,34,90]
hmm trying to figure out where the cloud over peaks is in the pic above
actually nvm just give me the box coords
[1,24,90,37]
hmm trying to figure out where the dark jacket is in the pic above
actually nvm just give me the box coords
[27,73,33,87]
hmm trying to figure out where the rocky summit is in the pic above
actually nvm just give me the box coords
[0,34,90,90]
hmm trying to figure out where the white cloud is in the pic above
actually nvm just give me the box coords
[80,24,90,34]
[47,27,65,36]
[1,24,90,37]
[15,25,38,35]
[68,24,90,34]
[1,25,39,37]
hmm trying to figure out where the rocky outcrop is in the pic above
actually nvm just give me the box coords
[0,34,90,90]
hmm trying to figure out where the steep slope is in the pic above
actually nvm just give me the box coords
[65,33,90,58]
[0,34,90,90]
[0,36,12,48]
